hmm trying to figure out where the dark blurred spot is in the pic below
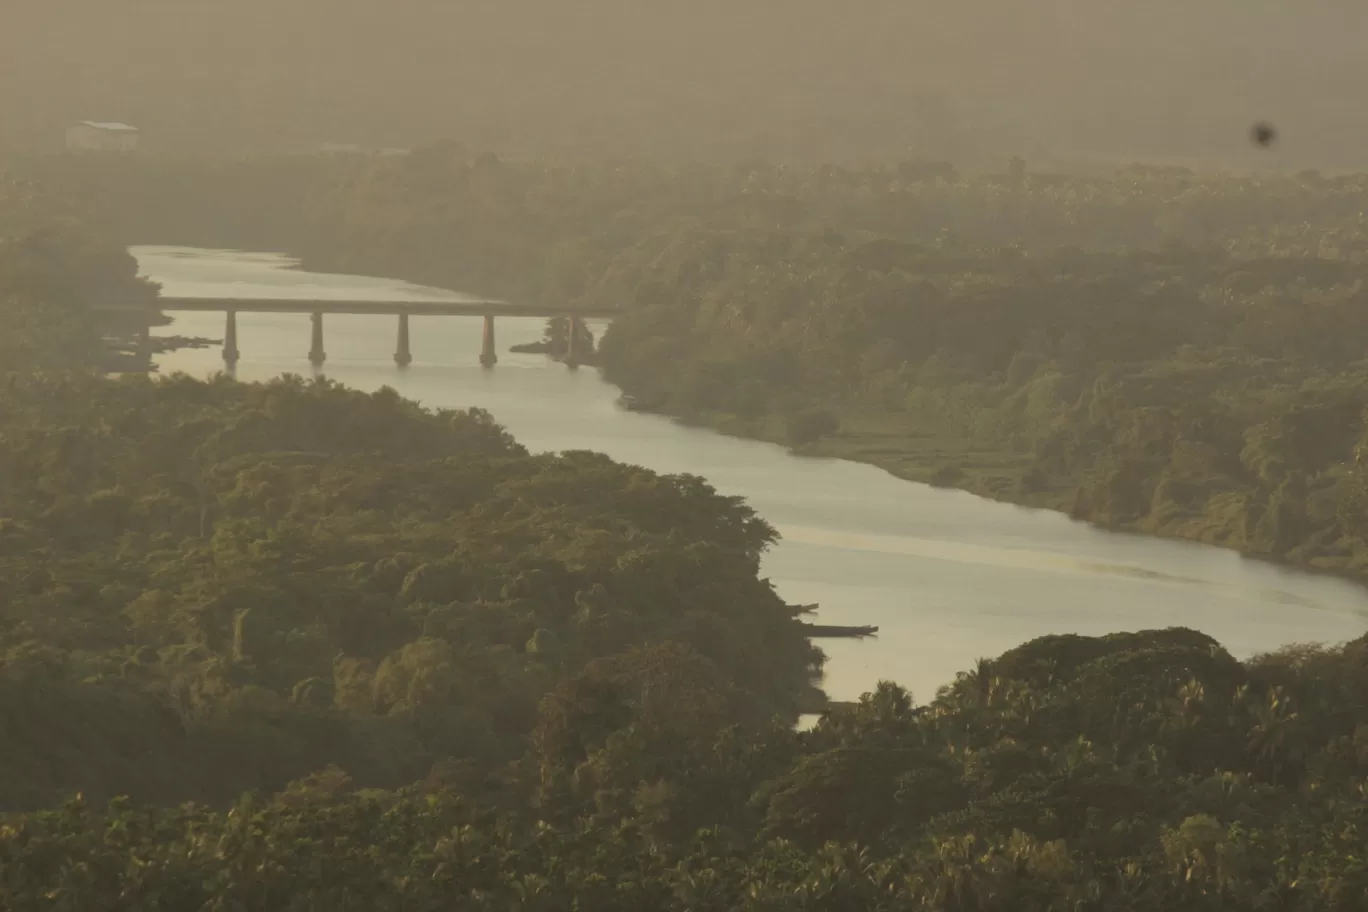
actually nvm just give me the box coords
[1251,122,1278,148]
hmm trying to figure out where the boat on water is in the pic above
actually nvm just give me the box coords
[799,623,880,639]
[787,603,878,637]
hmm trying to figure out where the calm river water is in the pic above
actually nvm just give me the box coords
[137,245,1368,705]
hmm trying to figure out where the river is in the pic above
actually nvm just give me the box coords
[137,245,1368,706]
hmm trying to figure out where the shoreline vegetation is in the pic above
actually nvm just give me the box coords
[0,371,828,806]
[507,316,601,366]
[12,152,1368,907]
[23,150,1368,590]
[631,401,1368,591]
[40,148,1368,591]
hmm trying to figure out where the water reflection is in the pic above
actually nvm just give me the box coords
[137,246,1368,704]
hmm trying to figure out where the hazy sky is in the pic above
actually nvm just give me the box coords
[5,1,1365,167]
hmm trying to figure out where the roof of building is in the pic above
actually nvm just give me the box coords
[76,121,138,132]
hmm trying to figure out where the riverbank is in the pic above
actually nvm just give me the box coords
[99,333,222,374]
[134,233,1368,596]
[148,233,1368,595]
[137,246,1368,709]
[647,402,1368,593]
[39,155,1368,602]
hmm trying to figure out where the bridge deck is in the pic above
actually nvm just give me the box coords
[96,298,620,318]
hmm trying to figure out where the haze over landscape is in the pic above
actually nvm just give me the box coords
[8,4,1368,909]
[5,0,1367,168]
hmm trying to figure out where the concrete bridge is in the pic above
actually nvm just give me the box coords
[98,297,620,368]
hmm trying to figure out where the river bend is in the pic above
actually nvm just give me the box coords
[137,246,1368,704]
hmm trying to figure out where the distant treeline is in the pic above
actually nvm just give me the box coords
[20,151,1368,580]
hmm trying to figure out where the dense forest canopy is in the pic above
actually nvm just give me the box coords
[5,0,1368,168]
[0,174,156,372]
[8,152,1368,906]
[12,612,1368,908]
[0,372,822,812]
[21,150,1368,579]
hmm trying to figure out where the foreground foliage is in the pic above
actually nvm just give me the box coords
[0,374,821,812]
[7,628,1368,909]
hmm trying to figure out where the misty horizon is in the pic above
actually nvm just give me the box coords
[4,1,1366,169]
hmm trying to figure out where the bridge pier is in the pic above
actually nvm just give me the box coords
[565,315,582,369]
[96,299,620,372]
[136,310,151,367]
[309,312,326,367]
[394,312,413,367]
[223,309,240,367]
[480,315,498,368]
